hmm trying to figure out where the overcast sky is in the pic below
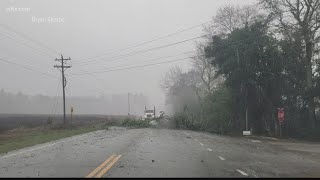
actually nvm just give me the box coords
[0,0,256,112]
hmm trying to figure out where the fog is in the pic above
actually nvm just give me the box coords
[0,90,150,115]
[0,0,255,115]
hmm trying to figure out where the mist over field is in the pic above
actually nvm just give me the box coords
[0,89,150,115]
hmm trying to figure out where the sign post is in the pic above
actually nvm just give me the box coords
[71,106,74,129]
[243,108,251,136]
[277,108,285,137]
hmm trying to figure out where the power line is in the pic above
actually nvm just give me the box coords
[76,51,194,74]
[0,57,108,109]
[73,51,195,75]
[0,23,61,55]
[74,33,266,67]
[76,20,212,62]
[71,56,194,76]
[212,34,271,48]
[0,46,49,66]
[0,58,58,79]
[71,34,269,76]
[65,74,108,96]
[73,33,267,76]
[0,57,63,119]
[0,57,106,98]
[2,57,105,95]
[0,30,56,58]
[75,35,208,65]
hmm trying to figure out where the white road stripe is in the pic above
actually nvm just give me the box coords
[0,131,93,159]
[207,148,212,152]
[218,156,225,160]
[236,169,248,176]
[199,142,204,146]
[194,139,198,141]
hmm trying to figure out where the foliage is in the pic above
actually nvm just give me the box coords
[121,118,150,128]
[169,86,232,134]
[205,20,284,135]
[172,112,203,130]
[203,86,233,134]
[163,2,320,140]
[260,0,320,134]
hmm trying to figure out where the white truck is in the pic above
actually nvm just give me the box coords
[144,109,155,119]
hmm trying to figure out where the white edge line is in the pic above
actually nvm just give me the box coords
[199,142,204,146]
[0,130,96,159]
[218,156,225,160]
[207,148,212,152]
[236,169,248,176]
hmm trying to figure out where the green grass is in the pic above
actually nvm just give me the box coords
[0,123,108,155]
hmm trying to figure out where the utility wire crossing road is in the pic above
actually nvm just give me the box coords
[0,128,319,178]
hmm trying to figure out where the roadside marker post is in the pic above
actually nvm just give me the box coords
[277,108,285,137]
[243,107,251,136]
[71,106,74,128]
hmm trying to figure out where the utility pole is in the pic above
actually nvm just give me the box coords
[128,92,130,116]
[237,48,249,135]
[54,55,71,127]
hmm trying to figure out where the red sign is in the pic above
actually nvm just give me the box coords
[277,108,285,123]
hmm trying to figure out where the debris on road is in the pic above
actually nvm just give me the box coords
[149,120,158,126]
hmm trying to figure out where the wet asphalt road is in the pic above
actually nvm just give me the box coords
[0,127,319,178]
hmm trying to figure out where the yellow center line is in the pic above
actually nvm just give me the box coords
[85,154,116,178]
[95,154,122,178]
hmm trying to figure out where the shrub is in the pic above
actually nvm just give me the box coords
[121,118,150,128]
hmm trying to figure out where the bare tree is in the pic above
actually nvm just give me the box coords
[161,66,184,96]
[203,4,261,36]
[261,0,320,130]
[191,43,224,97]
[161,66,202,114]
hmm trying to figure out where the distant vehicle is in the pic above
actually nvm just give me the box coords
[144,109,155,119]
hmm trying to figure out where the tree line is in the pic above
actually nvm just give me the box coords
[162,0,320,140]
[0,89,149,115]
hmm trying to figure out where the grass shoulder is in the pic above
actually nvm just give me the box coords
[0,123,109,155]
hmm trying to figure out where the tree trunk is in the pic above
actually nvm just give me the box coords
[273,112,278,137]
[305,40,316,131]
[274,120,278,137]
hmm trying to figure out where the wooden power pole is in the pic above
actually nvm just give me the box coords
[54,55,71,127]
